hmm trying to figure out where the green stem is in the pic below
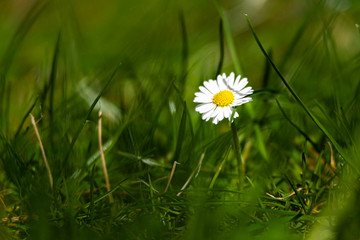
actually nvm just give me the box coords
[231,122,244,189]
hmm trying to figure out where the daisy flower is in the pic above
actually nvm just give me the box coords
[194,72,253,124]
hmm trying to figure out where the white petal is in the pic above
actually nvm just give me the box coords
[230,112,239,122]
[203,81,216,94]
[216,108,224,122]
[233,97,253,105]
[228,72,235,88]
[194,92,212,101]
[222,73,226,79]
[212,109,221,124]
[194,96,212,103]
[208,80,220,94]
[202,105,216,120]
[195,103,215,113]
[234,75,241,87]
[217,75,227,90]
[211,107,221,118]
[239,86,253,95]
[235,78,248,91]
[211,105,225,124]
[195,91,211,98]
[223,106,231,119]
[199,86,213,96]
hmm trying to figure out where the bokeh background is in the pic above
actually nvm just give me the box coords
[1,0,360,239]
[1,0,359,122]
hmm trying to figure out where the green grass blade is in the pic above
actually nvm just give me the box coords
[276,99,319,152]
[88,165,96,222]
[216,19,224,77]
[209,146,230,189]
[179,10,189,92]
[285,175,307,214]
[173,101,187,163]
[3,82,11,136]
[14,98,38,138]
[213,0,242,76]
[148,173,156,212]
[0,76,5,132]
[253,125,268,161]
[49,33,61,131]
[64,65,120,164]
[245,14,356,172]
[261,49,272,87]
[149,78,175,146]
[0,1,46,134]
[83,178,128,208]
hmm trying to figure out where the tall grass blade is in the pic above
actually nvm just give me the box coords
[179,10,188,93]
[261,49,272,87]
[285,175,307,214]
[245,14,356,172]
[216,19,224,77]
[14,98,38,138]
[64,65,120,165]
[276,99,319,152]
[0,0,47,134]
[209,146,230,189]
[149,78,174,146]
[213,0,242,75]
[49,33,61,136]
[173,102,187,163]
[4,83,11,136]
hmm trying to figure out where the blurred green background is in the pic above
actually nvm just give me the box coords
[1,0,360,239]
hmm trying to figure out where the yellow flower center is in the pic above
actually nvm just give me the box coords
[213,90,234,107]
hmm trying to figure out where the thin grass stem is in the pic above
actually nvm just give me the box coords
[164,161,179,193]
[98,110,113,203]
[30,113,53,190]
[177,152,205,196]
